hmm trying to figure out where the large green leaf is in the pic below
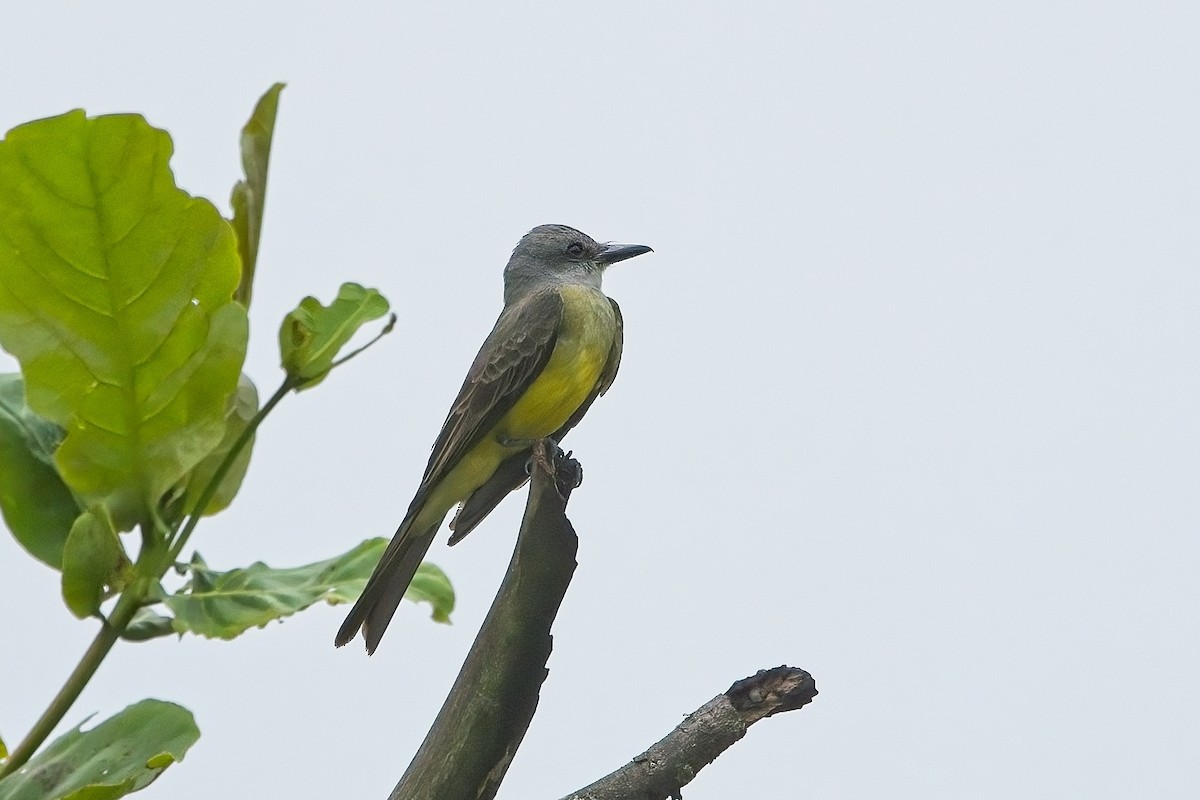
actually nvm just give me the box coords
[165,538,454,639]
[0,374,79,568]
[60,508,130,619]
[0,111,248,529]
[230,83,284,307]
[0,700,198,800]
[279,282,390,389]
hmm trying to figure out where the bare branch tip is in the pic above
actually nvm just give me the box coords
[726,665,818,719]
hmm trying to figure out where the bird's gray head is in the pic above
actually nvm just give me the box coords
[502,224,652,305]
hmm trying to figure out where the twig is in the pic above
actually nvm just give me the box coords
[0,587,143,777]
[561,666,818,800]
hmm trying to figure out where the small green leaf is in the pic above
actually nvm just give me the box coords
[0,111,249,530]
[165,538,453,639]
[61,509,130,619]
[279,282,390,389]
[0,700,198,800]
[0,374,80,568]
[230,83,285,307]
[179,373,259,516]
[405,561,455,624]
[0,732,7,761]
[120,608,177,642]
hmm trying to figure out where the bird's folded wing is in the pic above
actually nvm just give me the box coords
[407,289,564,514]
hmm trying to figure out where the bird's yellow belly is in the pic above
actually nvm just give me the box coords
[495,286,614,441]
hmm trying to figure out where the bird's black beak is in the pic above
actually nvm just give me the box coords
[595,242,653,265]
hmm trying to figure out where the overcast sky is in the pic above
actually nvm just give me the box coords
[1,2,1197,798]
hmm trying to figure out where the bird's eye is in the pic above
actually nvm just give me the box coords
[567,242,584,257]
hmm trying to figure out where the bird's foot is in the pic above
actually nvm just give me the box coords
[554,450,584,496]
[523,437,561,476]
[522,439,582,497]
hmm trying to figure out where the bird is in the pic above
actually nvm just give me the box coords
[336,224,652,654]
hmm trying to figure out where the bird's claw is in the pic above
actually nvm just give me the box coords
[550,445,583,494]
[522,440,583,495]
[523,438,563,476]
[556,453,584,494]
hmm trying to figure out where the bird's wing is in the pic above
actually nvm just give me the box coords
[405,289,564,514]
[446,297,623,544]
[595,296,624,396]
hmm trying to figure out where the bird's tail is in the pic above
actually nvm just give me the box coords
[334,515,440,654]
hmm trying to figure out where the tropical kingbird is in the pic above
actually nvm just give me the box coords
[336,224,652,653]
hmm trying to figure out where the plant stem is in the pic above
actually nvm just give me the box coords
[0,591,141,778]
[1,351,370,775]
[0,378,295,779]
[329,312,396,370]
[166,377,295,564]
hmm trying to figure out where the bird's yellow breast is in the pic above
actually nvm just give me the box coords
[496,284,615,441]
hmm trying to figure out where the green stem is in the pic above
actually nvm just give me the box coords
[0,378,296,779]
[167,377,295,564]
[1,352,371,776]
[329,312,396,371]
[0,591,141,778]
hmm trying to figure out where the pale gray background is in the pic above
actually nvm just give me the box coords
[1,2,1197,798]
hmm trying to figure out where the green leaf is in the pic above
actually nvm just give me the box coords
[0,732,7,761]
[406,560,455,624]
[0,374,80,568]
[179,373,259,516]
[120,608,177,642]
[321,539,454,622]
[0,700,198,800]
[60,509,130,619]
[230,83,284,307]
[0,111,249,530]
[279,282,390,389]
[165,538,453,639]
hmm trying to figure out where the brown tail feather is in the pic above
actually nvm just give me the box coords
[335,519,439,654]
